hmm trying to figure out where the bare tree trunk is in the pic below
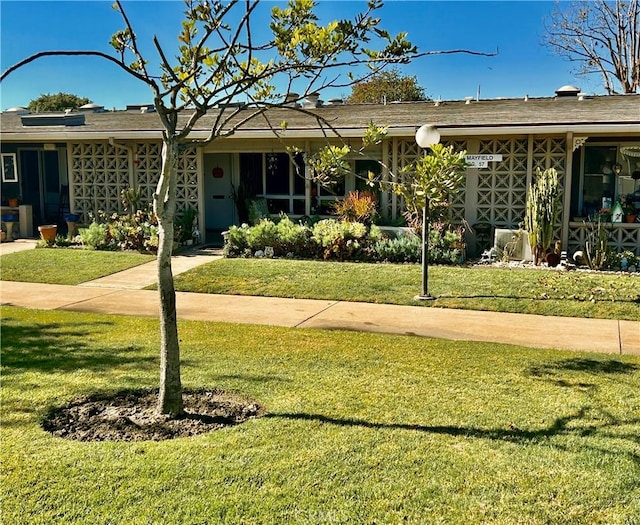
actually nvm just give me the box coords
[155,137,183,416]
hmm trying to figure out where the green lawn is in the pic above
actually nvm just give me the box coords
[173,258,640,321]
[2,306,640,524]
[2,248,638,320]
[0,249,154,285]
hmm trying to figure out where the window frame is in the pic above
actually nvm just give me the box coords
[576,143,640,218]
[260,152,306,215]
[1,153,18,183]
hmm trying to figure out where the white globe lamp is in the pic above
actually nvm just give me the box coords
[415,124,440,149]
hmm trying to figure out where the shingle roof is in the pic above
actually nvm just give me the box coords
[2,94,639,140]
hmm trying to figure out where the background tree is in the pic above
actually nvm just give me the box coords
[347,67,427,103]
[2,0,488,418]
[394,144,467,226]
[544,0,640,94]
[27,92,91,112]
[394,143,467,298]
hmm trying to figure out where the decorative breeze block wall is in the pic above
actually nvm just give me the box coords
[69,141,199,224]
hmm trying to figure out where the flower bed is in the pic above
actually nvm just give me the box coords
[223,215,466,265]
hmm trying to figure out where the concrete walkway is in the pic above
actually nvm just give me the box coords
[78,248,221,289]
[0,238,39,255]
[1,240,638,356]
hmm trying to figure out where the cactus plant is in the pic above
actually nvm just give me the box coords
[525,167,560,265]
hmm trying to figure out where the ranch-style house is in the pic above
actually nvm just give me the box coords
[1,86,639,256]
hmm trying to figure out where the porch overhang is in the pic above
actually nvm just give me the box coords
[1,123,637,143]
[0,131,165,142]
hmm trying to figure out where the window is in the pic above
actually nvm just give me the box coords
[238,152,385,217]
[312,158,383,215]
[574,144,640,218]
[581,145,617,216]
[1,153,17,182]
[240,152,306,215]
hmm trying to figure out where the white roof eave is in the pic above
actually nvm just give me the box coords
[198,123,640,139]
[1,130,165,141]
[2,123,638,142]
[385,124,640,137]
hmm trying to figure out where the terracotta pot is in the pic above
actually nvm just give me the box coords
[625,215,637,223]
[8,198,18,208]
[38,224,57,243]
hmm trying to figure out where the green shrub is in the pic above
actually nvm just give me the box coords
[374,233,421,263]
[79,222,108,250]
[245,218,279,252]
[607,250,640,271]
[52,234,75,248]
[275,216,313,256]
[222,214,464,265]
[104,208,159,252]
[79,207,158,252]
[373,225,465,265]
[428,223,466,265]
[311,219,372,261]
[223,224,250,257]
[175,207,198,244]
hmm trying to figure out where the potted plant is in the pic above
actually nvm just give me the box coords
[175,207,198,245]
[624,206,637,223]
[64,212,81,237]
[38,224,58,244]
[622,195,637,223]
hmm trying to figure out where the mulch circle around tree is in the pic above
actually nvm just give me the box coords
[42,388,263,442]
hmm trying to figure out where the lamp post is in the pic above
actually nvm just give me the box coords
[414,124,440,300]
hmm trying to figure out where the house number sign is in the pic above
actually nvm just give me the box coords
[465,154,503,168]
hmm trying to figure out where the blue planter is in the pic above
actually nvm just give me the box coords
[64,213,80,223]
[1,213,19,222]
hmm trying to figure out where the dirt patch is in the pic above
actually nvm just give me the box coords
[42,388,263,442]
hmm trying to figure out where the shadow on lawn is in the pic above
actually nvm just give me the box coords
[268,359,640,460]
[267,409,590,442]
[527,357,638,375]
[523,357,639,394]
[0,317,154,376]
[267,408,640,463]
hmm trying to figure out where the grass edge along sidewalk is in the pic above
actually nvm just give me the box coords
[1,280,637,355]
[171,257,640,321]
[2,248,639,322]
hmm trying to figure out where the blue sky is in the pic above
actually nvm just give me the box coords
[0,0,594,111]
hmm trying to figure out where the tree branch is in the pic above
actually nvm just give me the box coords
[0,50,152,84]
